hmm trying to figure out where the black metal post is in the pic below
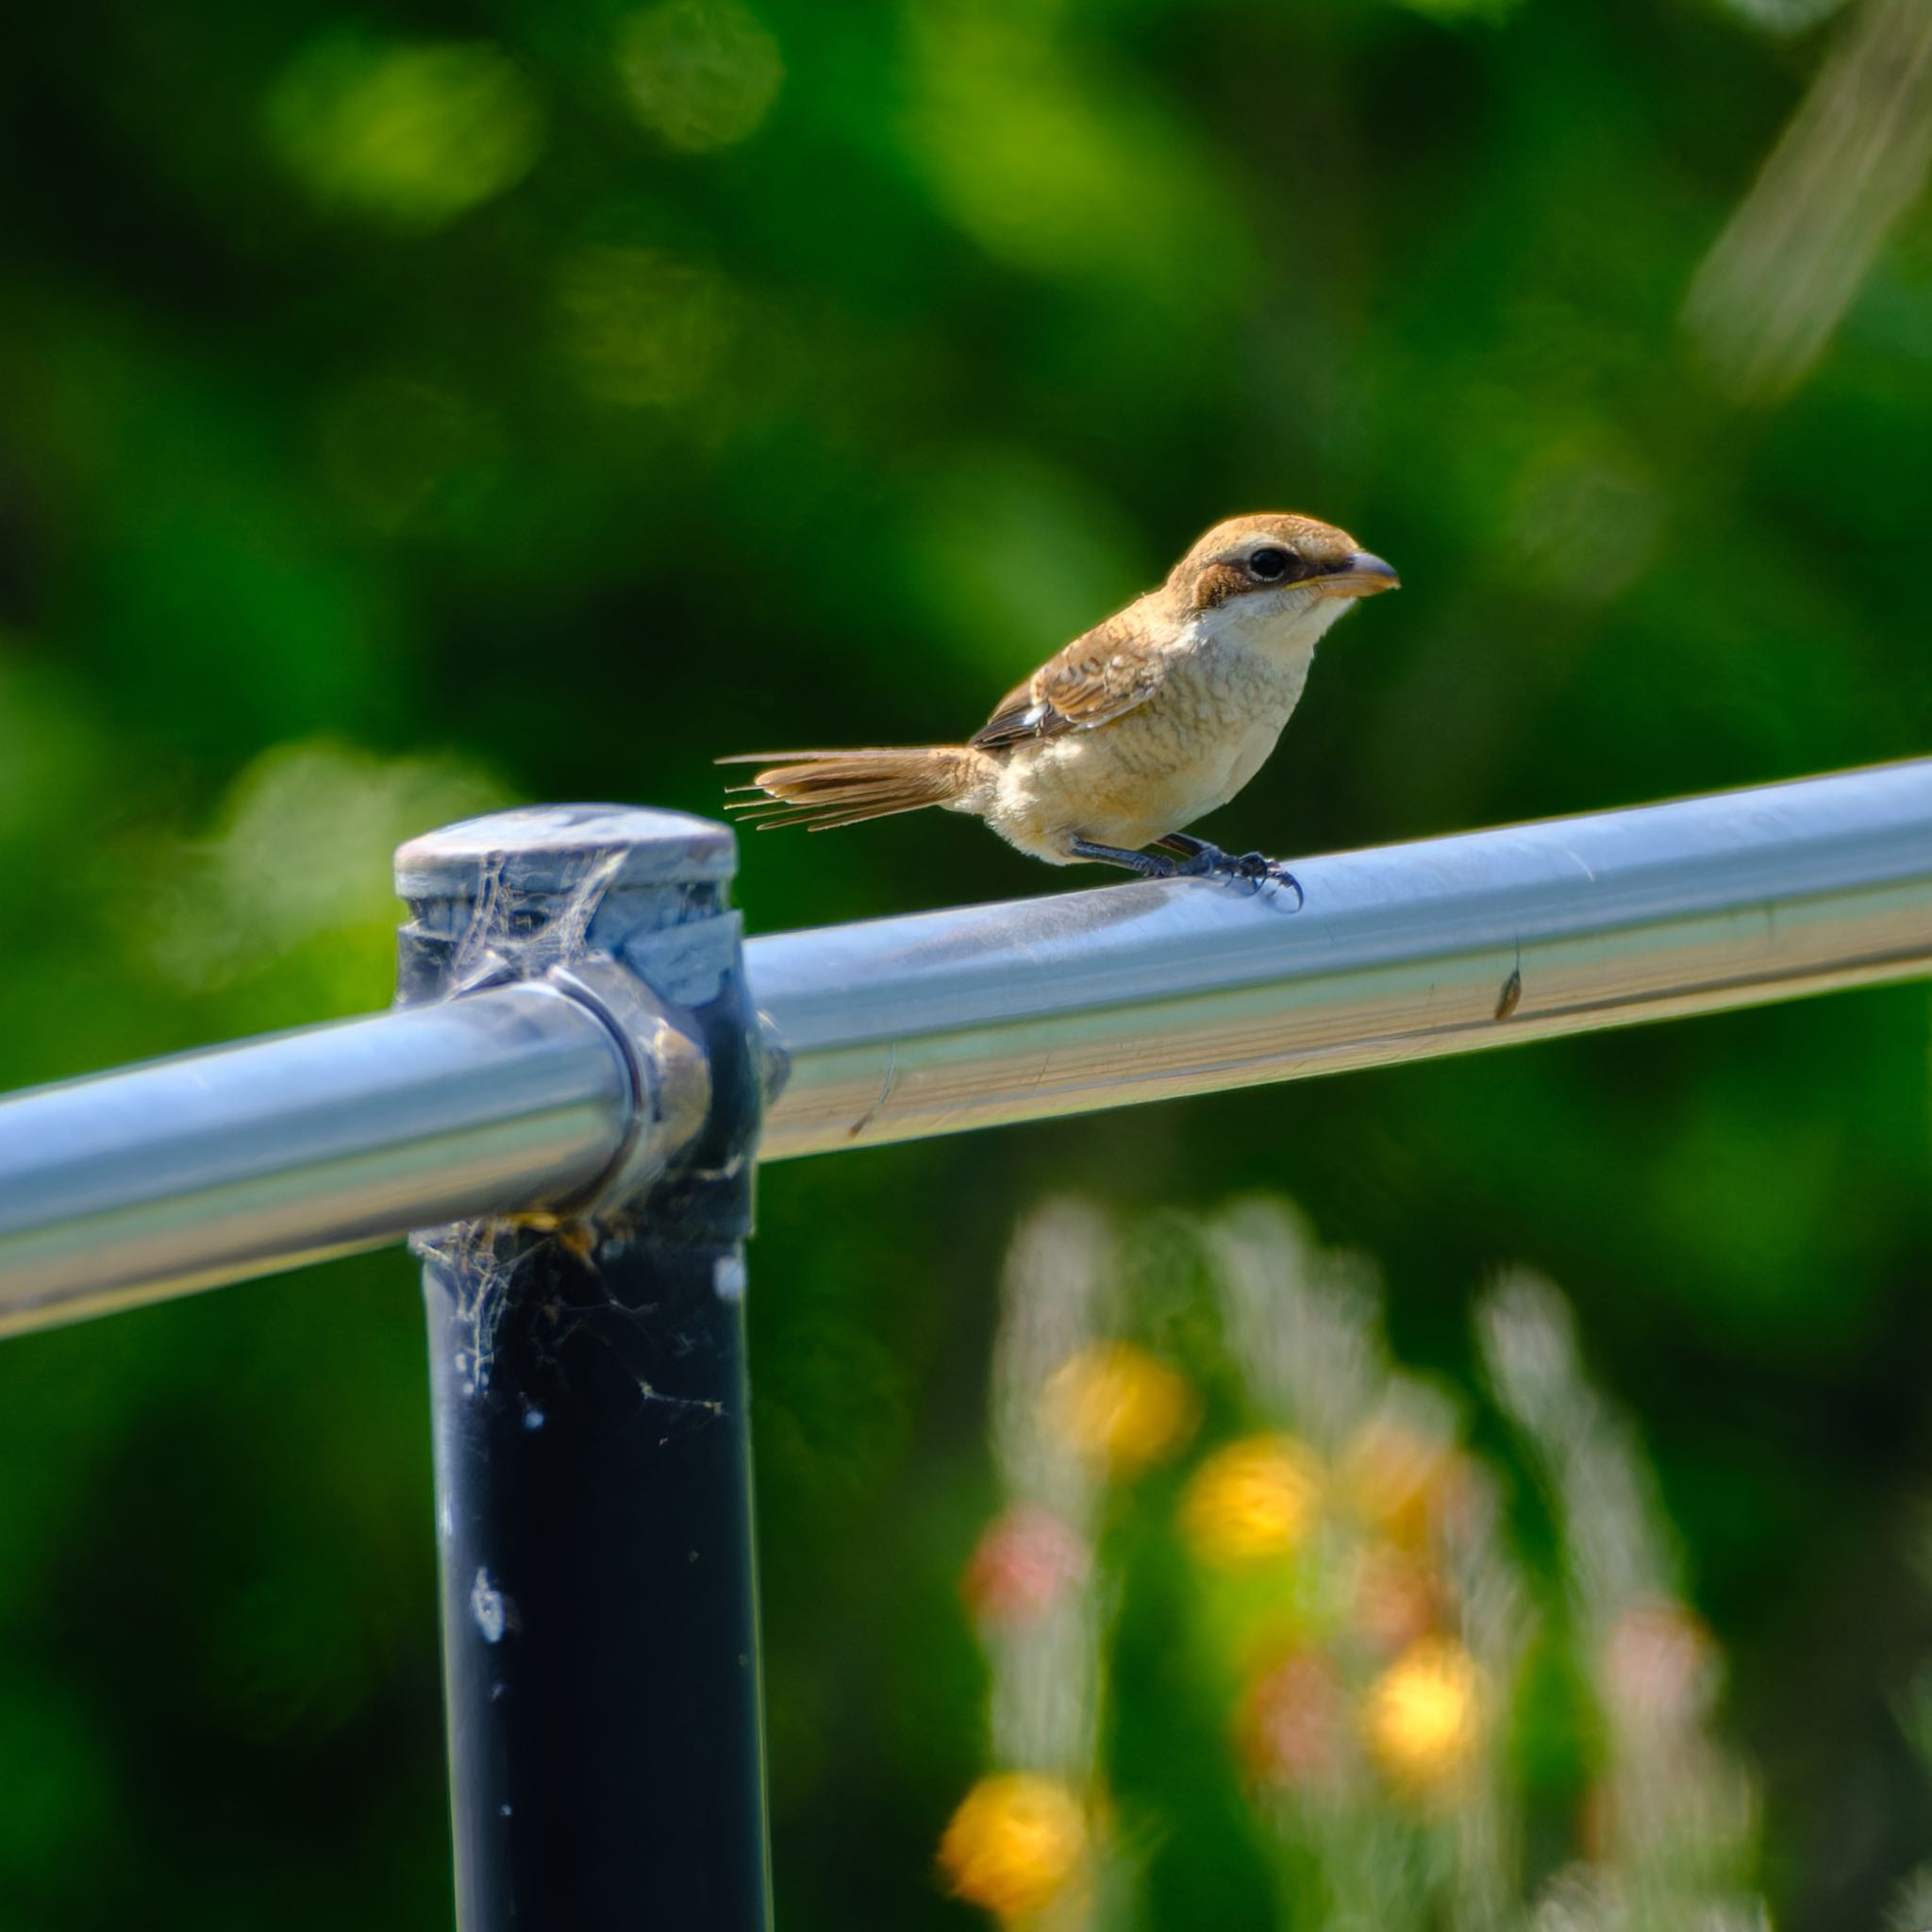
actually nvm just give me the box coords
[394,806,769,1932]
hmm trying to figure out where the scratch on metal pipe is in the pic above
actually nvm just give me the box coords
[847,1041,898,1139]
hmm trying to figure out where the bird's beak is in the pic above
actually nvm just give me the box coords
[1316,551,1402,598]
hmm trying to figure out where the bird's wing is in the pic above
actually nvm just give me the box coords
[971,613,1166,751]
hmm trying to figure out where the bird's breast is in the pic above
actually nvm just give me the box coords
[1140,646,1304,822]
[992,637,1313,852]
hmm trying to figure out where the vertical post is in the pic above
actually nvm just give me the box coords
[394,806,769,1932]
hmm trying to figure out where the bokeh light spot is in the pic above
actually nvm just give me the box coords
[1040,1341,1194,1480]
[1240,1650,1350,1791]
[938,1773,1089,1921]
[554,245,737,407]
[1180,1435,1324,1567]
[961,1503,1091,1628]
[1361,1637,1484,1798]
[900,8,1250,301]
[267,35,546,228]
[147,739,506,1002]
[616,0,784,153]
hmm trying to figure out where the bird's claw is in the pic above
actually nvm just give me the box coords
[1234,851,1305,908]
[1174,842,1304,909]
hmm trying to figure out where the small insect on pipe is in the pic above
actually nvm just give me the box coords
[1495,968,1524,1023]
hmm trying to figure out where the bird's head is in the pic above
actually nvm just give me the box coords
[1169,512,1399,641]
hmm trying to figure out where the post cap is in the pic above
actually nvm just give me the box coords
[395,805,735,903]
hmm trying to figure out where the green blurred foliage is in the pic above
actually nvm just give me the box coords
[0,0,1929,1924]
[266,36,549,228]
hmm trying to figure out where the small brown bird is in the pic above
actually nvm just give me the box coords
[721,511,1398,898]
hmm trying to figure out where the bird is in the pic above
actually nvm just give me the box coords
[720,511,1398,901]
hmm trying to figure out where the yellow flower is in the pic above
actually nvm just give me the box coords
[1362,1637,1484,1796]
[1178,1435,1323,1566]
[938,1773,1088,1921]
[1040,1342,1193,1479]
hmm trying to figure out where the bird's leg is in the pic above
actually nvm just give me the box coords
[1069,837,1180,879]
[1152,834,1304,908]
[1153,832,1221,863]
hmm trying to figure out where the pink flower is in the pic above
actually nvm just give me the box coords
[962,1504,1091,1626]
[1241,1651,1349,1790]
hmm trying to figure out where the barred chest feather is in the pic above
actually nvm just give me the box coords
[984,619,1326,860]
[1106,631,1316,822]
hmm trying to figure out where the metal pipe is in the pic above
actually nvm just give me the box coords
[748,758,1932,1158]
[399,805,771,1932]
[2,761,1930,1331]
[0,983,630,1335]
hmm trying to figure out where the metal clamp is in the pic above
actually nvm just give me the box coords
[544,958,712,1216]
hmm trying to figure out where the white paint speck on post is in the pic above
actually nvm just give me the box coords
[471,1566,508,1643]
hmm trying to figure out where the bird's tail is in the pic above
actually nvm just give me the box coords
[717,745,990,832]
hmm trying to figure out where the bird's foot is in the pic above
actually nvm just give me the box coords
[1069,836,1302,908]
[1154,835,1304,909]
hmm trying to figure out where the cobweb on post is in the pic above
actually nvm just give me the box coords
[411,843,631,1397]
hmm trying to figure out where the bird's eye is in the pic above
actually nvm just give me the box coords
[1248,546,1293,581]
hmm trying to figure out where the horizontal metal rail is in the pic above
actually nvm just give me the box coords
[751,758,1932,1156]
[1,759,1929,1334]
[0,985,631,1333]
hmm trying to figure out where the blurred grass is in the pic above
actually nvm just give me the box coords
[0,0,1930,1924]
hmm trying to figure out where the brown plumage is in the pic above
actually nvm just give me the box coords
[721,511,1398,885]
[720,745,982,832]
